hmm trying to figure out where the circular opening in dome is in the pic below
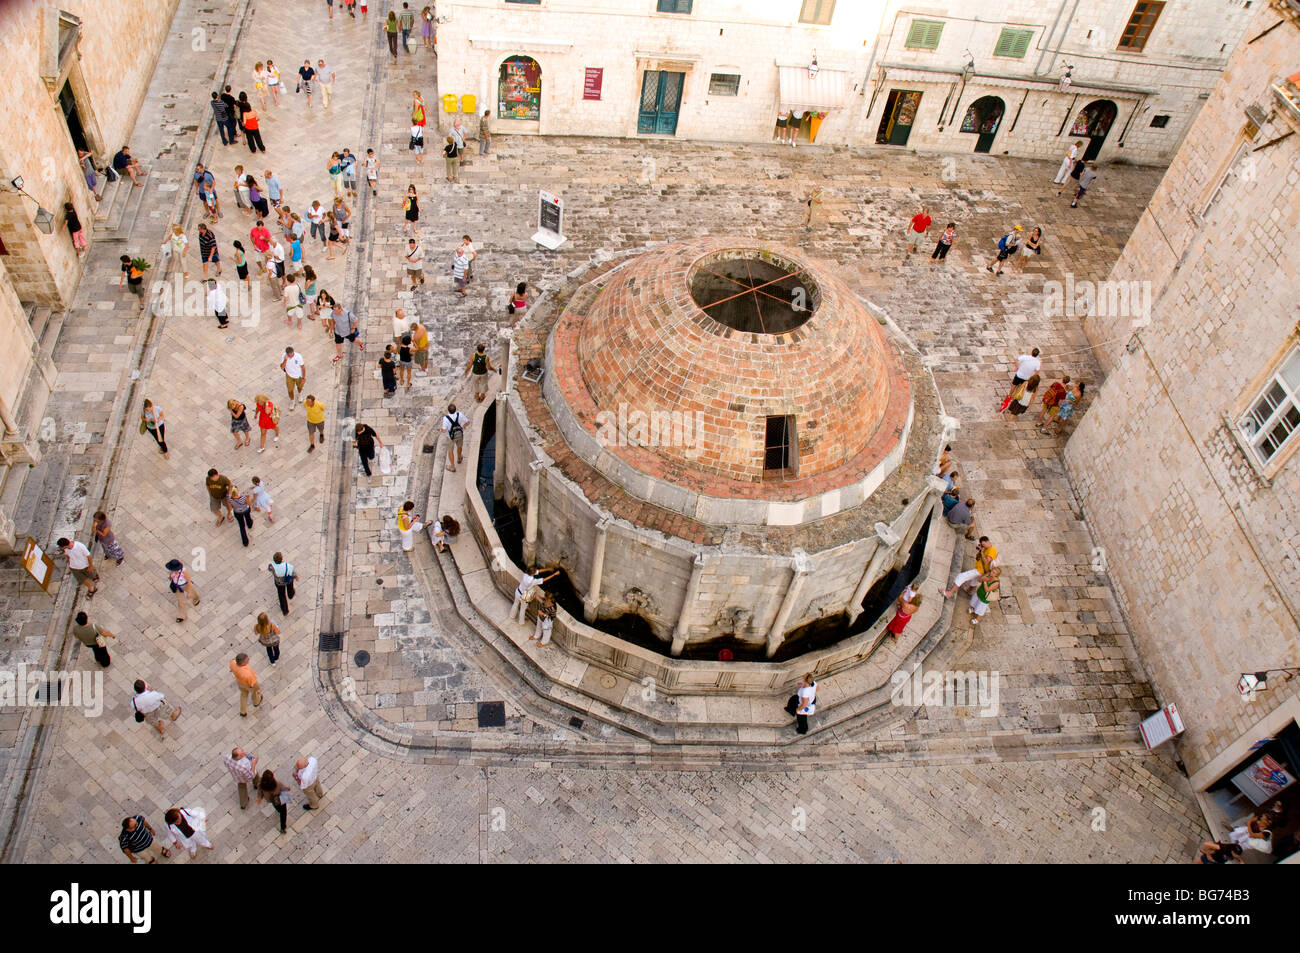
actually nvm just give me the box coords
[689,252,818,334]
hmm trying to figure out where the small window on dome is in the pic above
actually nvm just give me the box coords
[764,415,798,475]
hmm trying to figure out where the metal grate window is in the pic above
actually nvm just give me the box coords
[905,18,944,50]
[993,28,1033,59]
[799,0,835,25]
[1240,349,1300,465]
[1118,1,1164,51]
[709,73,741,96]
[656,0,693,12]
[764,415,797,473]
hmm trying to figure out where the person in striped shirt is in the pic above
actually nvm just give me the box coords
[197,223,221,280]
[119,814,170,863]
[452,246,471,297]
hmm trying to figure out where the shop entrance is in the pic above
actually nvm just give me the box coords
[1204,719,1300,861]
[638,70,684,135]
[875,89,921,146]
[961,95,1004,154]
[1070,99,1117,161]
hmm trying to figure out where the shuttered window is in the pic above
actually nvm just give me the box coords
[905,19,944,51]
[993,28,1033,59]
[798,0,835,25]
[1118,2,1164,51]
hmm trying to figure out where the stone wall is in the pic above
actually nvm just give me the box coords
[1065,3,1300,779]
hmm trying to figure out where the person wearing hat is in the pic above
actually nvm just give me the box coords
[165,559,200,622]
[987,225,1023,276]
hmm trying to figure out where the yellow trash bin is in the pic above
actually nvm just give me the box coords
[442,93,458,113]
[461,94,477,115]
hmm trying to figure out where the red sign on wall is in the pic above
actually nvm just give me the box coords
[583,67,603,101]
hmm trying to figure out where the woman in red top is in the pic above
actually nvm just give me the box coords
[886,591,922,641]
[254,393,279,452]
[242,105,265,154]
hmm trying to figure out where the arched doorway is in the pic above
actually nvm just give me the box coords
[960,95,1004,153]
[1070,99,1117,160]
[498,56,541,121]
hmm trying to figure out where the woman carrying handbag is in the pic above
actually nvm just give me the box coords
[269,552,295,615]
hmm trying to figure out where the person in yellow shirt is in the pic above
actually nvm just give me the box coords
[230,652,262,716]
[975,537,999,577]
[304,394,326,453]
[396,500,423,552]
[409,320,429,373]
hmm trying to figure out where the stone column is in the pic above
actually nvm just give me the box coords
[492,391,509,499]
[522,459,546,567]
[584,516,612,622]
[669,554,705,657]
[848,525,899,623]
[765,549,813,659]
[498,327,514,397]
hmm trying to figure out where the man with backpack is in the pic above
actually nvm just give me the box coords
[442,403,469,472]
[463,343,496,403]
[987,225,1022,276]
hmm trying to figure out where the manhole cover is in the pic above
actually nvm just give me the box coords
[318,631,343,652]
[354,650,371,667]
[599,674,617,689]
[477,701,506,728]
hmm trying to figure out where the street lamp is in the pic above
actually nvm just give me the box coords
[7,175,55,233]
[1238,668,1300,695]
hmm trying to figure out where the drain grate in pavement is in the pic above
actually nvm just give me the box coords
[477,701,506,728]
[354,650,371,667]
[318,631,343,652]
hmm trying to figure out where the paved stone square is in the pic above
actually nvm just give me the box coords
[1,0,1212,863]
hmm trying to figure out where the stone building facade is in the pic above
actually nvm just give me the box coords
[435,0,1252,164]
[1065,0,1300,830]
[0,0,178,551]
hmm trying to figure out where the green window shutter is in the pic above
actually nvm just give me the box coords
[905,19,944,50]
[994,28,1032,58]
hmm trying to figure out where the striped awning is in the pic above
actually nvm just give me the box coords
[778,66,849,110]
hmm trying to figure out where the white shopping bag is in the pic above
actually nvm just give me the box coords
[378,446,393,475]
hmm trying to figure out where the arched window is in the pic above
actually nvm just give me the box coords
[499,56,541,120]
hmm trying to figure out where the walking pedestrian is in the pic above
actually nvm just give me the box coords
[353,422,382,477]
[207,279,229,329]
[232,240,250,286]
[254,611,281,664]
[194,164,222,222]
[509,566,558,624]
[1069,163,1098,207]
[297,60,315,107]
[341,149,359,198]
[253,62,269,107]
[246,175,269,218]
[57,537,97,598]
[91,511,125,565]
[402,185,419,236]
[1037,375,1071,428]
[164,807,213,857]
[250,476,274,522]
[265,170,284,209]
[332,197,352,244]
[165,558,200,622]
[410,320,429,373]
[223,747,258,810]
[452,245,471,297]
[886,591,922,641]
[399,3,415,52]
[165,224,190,280]
[463,345,495,402]
[412,91,427,127]
[945,497,977,541]
[442,403,469,471]
[254,394,280,452]
[385,11,399,60]
[968,567,1000,625]
[930,222,957,264]
[784,674,817,734]
[330,301,364,363]
[307,200,326,246]
[72,610,116,668]
[1043,382,1084,435]
[457,235,476,281]
[304,394,325,453]
[450,119,468,166]
[405,238,424,288]
[397,500,423,551]
[1013,226,1043,272]
[316,60,334,108]
[205,468,233,524]
[987,225,1022,276]
[409,121,425,163]
[365,148,380,195]
[443,136,461,183]
[324,212,343,259]
[139,398,169,459]
[231,652,263,717]
[264,59,282,105]
[120,254,147,302]
[293,755,325,810]
[479,110,492,154]
[119,815,170,862]
[1010,348,1042,390]
[269,552,296,615]
[64,202,87,258]
[228,484,254,547]
[530,592,557,646]
[379,345,398,398]
[132,678,182,736]
[227,399,252,449]
[1007,373,1040,417]
[1053,141,1083,185]
[281,346,306,407]
[397,334,413,390]
[903,206,931,259]
[257,770,291,833]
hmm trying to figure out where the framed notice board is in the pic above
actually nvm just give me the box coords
[21,537,54,593]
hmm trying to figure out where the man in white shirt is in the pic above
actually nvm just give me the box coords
[404,239,424,289]
[1013,348,1041,385]
[441,402,469,472]
[293,755,325,809]
[207,279,229,329]
[268,241,286,293]
[509,566,559,624]
[282,274,304,329]
[57,537,97,598]
[784,674,817,734]
[133,679,182,736]
[280,345,306,408]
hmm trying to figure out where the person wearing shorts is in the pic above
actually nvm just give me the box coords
[304,394,325,452]
[409,320,429,373]
[904,206,930,258]
[464,344,495,402]
[405,239,424,289]
[331,302,364,363]
[281,346,306,407]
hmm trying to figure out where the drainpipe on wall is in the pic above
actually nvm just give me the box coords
[1038,0,1084,79]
